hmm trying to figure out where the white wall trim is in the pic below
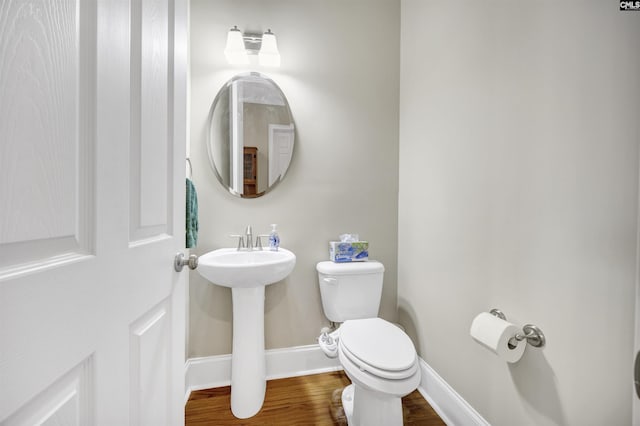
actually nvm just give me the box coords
[416,358,490,426]
[185,344,342,403]
[184,346,489,426]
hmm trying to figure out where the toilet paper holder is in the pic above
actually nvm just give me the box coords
[489,309,546,348]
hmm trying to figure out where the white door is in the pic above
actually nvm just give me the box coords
[0,0,188,424]
[268,124,294,187]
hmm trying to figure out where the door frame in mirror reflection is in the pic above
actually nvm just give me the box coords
[207,72,295,198]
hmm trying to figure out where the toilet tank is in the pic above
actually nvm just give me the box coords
[316,261,384,323]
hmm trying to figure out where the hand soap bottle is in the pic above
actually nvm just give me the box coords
[269,224,280,251]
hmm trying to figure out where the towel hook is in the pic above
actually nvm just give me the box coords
[186,158,193,179]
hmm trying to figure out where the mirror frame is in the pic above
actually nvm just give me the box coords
[206,72,295,198]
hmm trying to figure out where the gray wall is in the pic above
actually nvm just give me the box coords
[189,0,400,357]
[398,1,640,425]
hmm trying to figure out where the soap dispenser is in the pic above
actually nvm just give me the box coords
[268,224,280,251]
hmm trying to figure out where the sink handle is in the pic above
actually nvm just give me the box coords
[255,234,270,251]
[229,234,245,251]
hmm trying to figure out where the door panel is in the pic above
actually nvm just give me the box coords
[3,357,93,426]
[130,299,171,426]
[0,0,95,279]
[130,0,172,243]
[0,0,187,424]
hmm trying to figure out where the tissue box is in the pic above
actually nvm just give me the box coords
[329,241,369,262]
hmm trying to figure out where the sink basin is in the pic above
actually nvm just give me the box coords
[197,248,296,288]
[195,247,296,418]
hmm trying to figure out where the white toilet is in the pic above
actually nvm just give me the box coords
[316,261,421,426]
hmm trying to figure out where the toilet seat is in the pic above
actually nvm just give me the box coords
[339,318,418,380]
[340,343,418,380]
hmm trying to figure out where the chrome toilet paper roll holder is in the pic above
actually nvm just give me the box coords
[489,309,546,349]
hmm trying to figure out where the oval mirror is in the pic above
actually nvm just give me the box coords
[207,72,295,198]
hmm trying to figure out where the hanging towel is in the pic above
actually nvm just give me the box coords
[186,177,199,248]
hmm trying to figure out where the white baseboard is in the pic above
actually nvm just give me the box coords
[185,344,342,403]
[416,358,489,426]
[185,345,488,426]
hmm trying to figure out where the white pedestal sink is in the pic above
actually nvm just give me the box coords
[197,248,296,418]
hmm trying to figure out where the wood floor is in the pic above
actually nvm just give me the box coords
[185,371,445,425]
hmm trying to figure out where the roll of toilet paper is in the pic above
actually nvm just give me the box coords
[470,312,525,363]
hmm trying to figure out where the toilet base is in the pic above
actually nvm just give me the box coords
[341,383,403,426]
[341,384,355,423]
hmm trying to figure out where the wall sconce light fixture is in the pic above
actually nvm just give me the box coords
[224,26,281,67]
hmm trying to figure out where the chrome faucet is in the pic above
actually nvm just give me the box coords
[230,225,266,251]
[245,225,253,251]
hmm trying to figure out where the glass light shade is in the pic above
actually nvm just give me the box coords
[224,27,249,65]
[258,31,280,67]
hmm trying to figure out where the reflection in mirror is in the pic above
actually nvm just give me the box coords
[208,72,295,198]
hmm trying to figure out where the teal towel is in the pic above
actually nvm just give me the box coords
[186,178,199,248]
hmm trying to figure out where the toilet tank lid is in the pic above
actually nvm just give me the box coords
[316,260,384,275]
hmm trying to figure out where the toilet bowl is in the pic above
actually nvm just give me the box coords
[316,261,420,426]
[333,318,420,426]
